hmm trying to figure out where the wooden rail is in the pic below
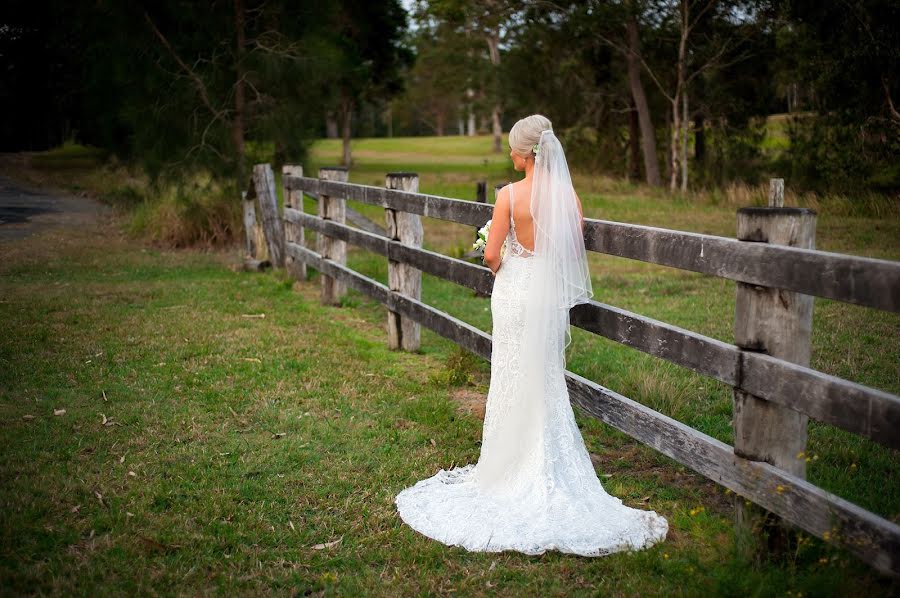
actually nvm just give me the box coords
[284,176,900,312]
[242,165,900,577]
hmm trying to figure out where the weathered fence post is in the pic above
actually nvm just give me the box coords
[733,177,817,562]
[252,163,285,268]
[385,172,423,351]
[768,178,785,207]
[241,177,270,271]
[282,164,306,281]
[318,167,348,305]
[476,181,487,204]
[241,190,257,259]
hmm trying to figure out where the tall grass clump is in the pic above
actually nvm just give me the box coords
[128,176,241,248]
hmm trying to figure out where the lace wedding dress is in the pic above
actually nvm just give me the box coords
[394,183,669,556]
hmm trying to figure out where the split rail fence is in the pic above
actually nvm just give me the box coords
[242,163,900,577]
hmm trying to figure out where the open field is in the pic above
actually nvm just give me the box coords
[0,136,898,594]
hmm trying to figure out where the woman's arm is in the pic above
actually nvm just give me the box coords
[484,187,511,275]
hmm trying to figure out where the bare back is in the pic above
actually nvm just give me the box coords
[508,181,535,252]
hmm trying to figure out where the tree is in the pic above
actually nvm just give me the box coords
[625,9,663,186]
[417,0,521,152]
[393,20,474,135]
[322,0,411,166]
[776,0,900,191]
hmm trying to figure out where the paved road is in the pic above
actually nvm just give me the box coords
[0,176,108,241]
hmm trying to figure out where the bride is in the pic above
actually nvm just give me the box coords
[394,114,668,556]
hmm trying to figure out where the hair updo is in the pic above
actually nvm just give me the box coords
[508,114,553,157]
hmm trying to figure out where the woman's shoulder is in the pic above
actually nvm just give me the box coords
[495,184,511,205]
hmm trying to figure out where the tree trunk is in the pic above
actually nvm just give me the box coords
[670,0,689,192]
[694,112,705,163]
[436,110,445,136]
[628,98,642,181]
[326,112,338,138]
[669,97,680,191]
[491,106,502,152]
[625,17,661,187]
[680,90,689,192]
[340,98,352,167]
[486,33,503,153]
[233,0,247,186]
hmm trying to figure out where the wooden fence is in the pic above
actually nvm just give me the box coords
[243,163,900,577]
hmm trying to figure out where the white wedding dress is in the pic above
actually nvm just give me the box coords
[394,183,669,556]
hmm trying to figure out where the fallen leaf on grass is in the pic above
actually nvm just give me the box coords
[128,471,137,478]
[22,414,36,421]
[311,536,342,550]
[241,313,266,319]
[272,432,287,440]
[239,357,262,363]
[430,439,436,447]
[289,520,296,531]
[54,408,66,416]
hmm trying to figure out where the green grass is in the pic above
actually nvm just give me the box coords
[1,134,899,594]
[2,225,897,596]
[28,140,109,170]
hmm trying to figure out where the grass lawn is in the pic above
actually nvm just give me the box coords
[1,136,898,595]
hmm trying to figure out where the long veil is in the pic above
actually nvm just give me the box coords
[475,129,593,495]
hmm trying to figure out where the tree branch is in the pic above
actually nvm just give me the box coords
[143,11,226,121]
[883,75,900,125]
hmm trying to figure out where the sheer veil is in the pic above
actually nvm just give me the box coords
[529,128,594,327]
[475,128,593,494]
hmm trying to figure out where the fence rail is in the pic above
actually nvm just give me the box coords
[284,176,900,312]
[241,165,900,577]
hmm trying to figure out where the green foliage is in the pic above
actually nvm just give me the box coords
[558,125,628,174]
[30,140,109,170]
[129,178,241,247]
[784,114,900,193]
[694,118,769,188]
[429,346,483,387]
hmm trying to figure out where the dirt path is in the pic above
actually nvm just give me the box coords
[0,175,109,242]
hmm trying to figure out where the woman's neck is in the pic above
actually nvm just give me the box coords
[523,160,535,182]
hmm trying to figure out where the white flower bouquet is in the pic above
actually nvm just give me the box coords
[472,219,506,260]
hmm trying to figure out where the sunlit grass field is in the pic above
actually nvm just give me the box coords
[1,135,898,594]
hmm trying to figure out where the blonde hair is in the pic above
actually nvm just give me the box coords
[508,114,553,157]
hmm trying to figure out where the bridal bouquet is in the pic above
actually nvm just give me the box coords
[472,219,506,260]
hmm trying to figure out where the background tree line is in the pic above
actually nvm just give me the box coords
[392,0,899,194]
[1,0,897,194]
